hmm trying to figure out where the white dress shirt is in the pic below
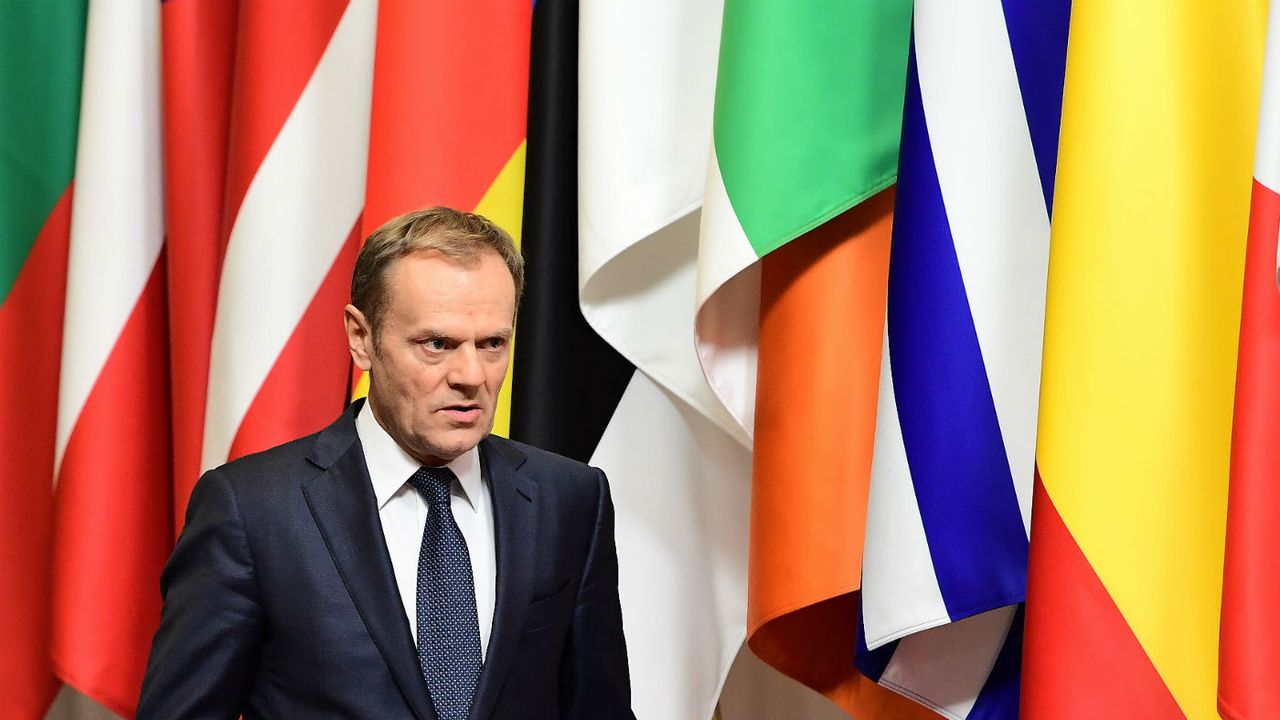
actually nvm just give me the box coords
[356,402,496,659]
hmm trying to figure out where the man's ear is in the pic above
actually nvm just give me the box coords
[344,304,374,371]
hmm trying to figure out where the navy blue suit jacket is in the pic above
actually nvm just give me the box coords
[137,400,633,719]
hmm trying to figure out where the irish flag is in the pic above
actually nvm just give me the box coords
[695,2,937,718]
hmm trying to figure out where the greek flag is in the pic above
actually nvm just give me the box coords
[857,1,1070,717]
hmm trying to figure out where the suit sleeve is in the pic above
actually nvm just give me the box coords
[559,468,636,720]
[136,469,263,719]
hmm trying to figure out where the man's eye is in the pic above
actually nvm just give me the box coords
[484,338,506,350]
[423,339,446,351]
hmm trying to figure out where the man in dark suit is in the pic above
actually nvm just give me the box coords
[137,208,634,719]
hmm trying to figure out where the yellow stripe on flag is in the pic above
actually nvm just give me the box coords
[1037,2,1265,715]
[474,140,526,438]
[350,140,527,440]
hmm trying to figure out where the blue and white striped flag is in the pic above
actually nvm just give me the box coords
[857,1,1070,717]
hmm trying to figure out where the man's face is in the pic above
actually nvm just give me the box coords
[345,249,515,466]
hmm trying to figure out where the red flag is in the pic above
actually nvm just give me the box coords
[160,0,237,531]
[50,2,171,714]
[1219,6,1280,714]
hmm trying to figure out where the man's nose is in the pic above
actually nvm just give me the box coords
[447,345,485,388]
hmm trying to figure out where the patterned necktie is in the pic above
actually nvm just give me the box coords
[409,466,483,720]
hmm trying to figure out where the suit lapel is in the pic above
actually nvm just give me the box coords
[301,403,436,720]
[469,436,537,720]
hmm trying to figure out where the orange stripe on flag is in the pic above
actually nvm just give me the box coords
[750,189,935,718]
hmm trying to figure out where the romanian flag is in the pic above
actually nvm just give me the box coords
[1023,1,1265,717]
[1219,1,1280,717]
[857,0,1068,716]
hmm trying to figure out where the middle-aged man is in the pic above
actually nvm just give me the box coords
[136,208,634,719]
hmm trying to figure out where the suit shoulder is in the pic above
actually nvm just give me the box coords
[204,430,326,492]
[489,436,601,485]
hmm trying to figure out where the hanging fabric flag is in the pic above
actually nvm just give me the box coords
[50,0,170,715]
[510,0,632,460]
[695,0,910,434]
[357,0,530,431]
[695,2,937,716]
[201,0,376,473]
[1219,0,1280,716]
[1023,0,1264,717]
[577,1,754,717]
[857,0,1068,717]
[0,2,85,716]
[160,0,237,529]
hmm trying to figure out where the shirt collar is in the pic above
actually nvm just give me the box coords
[355,400,484,512]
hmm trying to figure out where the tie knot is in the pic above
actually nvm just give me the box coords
[409,466,456,508]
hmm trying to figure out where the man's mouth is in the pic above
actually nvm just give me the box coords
[439,404,482,423]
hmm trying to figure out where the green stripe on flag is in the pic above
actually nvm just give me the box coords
[712,0,911,256]
[0,0,87,303]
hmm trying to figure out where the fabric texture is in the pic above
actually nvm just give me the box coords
[411,466,483,720]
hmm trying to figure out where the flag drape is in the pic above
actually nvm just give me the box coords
[13,2,1280,718]
[358,0,531,430]
[51,2,169,714]
[855,1,1068,716]
[1023,1,1265,717]
[578,2,754,716]
[0,3,85,716]
[1219,2,1280,717]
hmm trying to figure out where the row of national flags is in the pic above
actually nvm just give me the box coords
[4,1,1280,720]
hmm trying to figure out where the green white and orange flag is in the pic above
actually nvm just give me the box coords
[695,0,909,431]
[694,2,934,717]
[1022,1,1265,717]
[0,3,85,716]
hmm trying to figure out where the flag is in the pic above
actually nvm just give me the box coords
[578,1,754,717]
[752,189,921,717]
[201,0,376,473]
[0,2,85,716]
[695,2,940,716]
[1022,1,1265,716]
[856,0,1069,716]
[1219,1,1280,715]
[50,1,170,715]
[510,0,632,459]
[359,0,531,431]
[695,0,911,432]
[160,0,237,528]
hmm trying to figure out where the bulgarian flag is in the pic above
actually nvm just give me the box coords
[1218,1,1280,716]
[0,3,84,715]
[694,1,935,717]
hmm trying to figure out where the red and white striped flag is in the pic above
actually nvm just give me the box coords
[200,0,376,474]
[1218,1,1280,717]
[51,1,170,715]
